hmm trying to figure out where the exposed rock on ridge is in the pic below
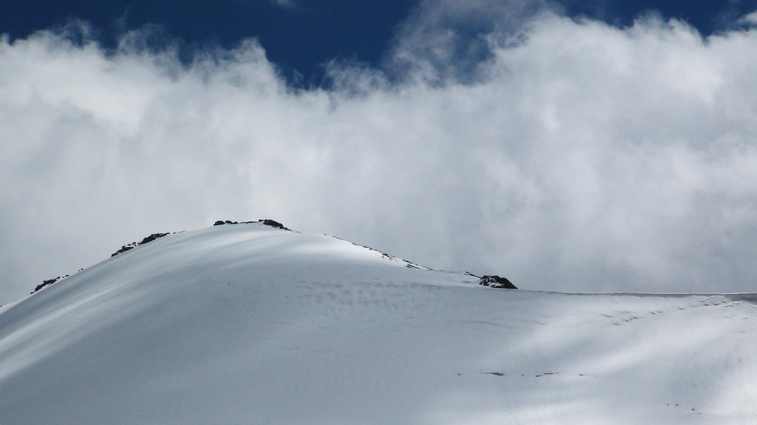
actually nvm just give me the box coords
[479,275,517,289]
[214,219,291,231]
[111,232,171,257]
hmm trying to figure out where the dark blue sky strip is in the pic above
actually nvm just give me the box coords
[1,0,415,83]
[563,0,757,34]
[2,0,755,82]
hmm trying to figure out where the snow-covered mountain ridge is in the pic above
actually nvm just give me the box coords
[1,222,756,424]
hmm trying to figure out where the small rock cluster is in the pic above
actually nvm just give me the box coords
[111,232,171,257]
[478,275,517,289]
[31,268,85,294]
[213,219,291,231]
[32,275,67,294]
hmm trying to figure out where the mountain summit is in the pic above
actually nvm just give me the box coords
[1,222,756,424]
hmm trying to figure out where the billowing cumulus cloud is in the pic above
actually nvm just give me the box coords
[3,7,757,303]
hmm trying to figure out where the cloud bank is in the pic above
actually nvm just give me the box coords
[3,8,757,302]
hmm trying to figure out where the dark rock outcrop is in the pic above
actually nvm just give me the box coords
[214,219,291,231]
[258,219,288,230]
[111,233,171,257]
[138,233,170,244]
[478,275,517,289]
[32,275,68,294]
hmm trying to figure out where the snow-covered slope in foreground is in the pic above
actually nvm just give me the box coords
[1,223,757,424]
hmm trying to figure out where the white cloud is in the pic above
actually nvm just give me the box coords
[387,0,559,82]
[3,8,757,302]
[738,11,757,26]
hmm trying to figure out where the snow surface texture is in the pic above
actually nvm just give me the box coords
[1,222,756,424]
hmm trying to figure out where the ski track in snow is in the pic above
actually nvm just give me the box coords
[0,223,756,424]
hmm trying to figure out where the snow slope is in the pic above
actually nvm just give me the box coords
[1,222,756,424]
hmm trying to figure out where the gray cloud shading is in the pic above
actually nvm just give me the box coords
[3,8,757,302]
[387,0,559,82]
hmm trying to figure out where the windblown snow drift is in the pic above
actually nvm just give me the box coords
[1,222,756,424]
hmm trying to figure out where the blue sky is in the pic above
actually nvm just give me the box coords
[2,0,755,83]
[4,0,757,301]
